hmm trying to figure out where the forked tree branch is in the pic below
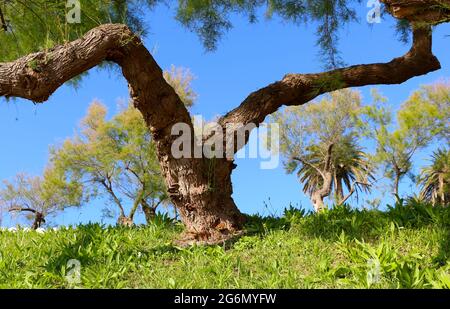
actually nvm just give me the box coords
[338,181,371,206]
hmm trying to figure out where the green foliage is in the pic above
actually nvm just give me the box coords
[0,200,449,288]
[0,169,84,226]
[0,0,158,61]
[400,81,450,144]
[418,148,450,206]
[163,65,198,107]
[50,101,168,223]
[176,0,363,67]
[0,0,401,68]
[360,82,450,195]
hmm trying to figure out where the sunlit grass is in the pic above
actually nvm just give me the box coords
[0,201,449,288]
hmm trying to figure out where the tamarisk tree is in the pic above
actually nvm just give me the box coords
[360,82,449,197]
[50,101,170,226]
[0,0,449,244]
[0,169,83,229]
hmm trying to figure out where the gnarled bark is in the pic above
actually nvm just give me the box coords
[0,9,444,244]
[381,0,450,25]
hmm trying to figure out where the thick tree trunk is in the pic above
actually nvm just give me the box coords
[32,212,45,230]
[163,157,246,245]
[311,172,333,212]
[311,193,326,212]
[335,177,344,203]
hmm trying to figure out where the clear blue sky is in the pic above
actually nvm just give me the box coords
[0,3,449,227]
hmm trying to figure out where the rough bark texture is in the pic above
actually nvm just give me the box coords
[311,172,333,212]
[0,3,445,244]
[381,0,450,25]
[309,144,335,212]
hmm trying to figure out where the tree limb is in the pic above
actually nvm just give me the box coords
[219,25,440,153]
[338,181,371,206]
[0,6,7,32]
[381,0,450,25]
[9,206,37,213]
[0,24,191,138]
[324,143,334,171]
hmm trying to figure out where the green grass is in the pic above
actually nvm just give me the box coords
[0,199,449,289]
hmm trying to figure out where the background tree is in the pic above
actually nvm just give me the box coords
[51,101,169,226]
[418,148,450,206]
[360,82,449,197]
[50,66,195,226]
[0,168,83,229]
[400,81,450,144]
[272,89,374,211]
[0,0,448,243]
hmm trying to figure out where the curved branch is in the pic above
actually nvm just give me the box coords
[338,181,371,206]
[9,206,37,213]
[0,24,191,137]
[219,25,441,153]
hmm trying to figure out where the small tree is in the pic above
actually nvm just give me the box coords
[51,102,169,226]
[418,148,450,206]
[361,82,449,197]
[272,89,374,212]
[0,169,83,229]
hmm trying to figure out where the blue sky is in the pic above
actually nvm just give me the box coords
[0,3,449,226]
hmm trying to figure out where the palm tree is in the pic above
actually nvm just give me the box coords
[295,135,374,211]
[332,136,375,204]
[418,148,450,206]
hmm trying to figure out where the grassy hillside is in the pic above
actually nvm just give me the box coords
[0,200,449,289]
